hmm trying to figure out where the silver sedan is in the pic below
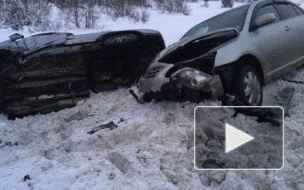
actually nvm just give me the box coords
[137,0,304,106]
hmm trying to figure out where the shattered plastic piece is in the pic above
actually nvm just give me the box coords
[87,121,118,135]
[117,118,131,123]
[234,108,282,127]
[129,89,144,104]
[23,175,31,182]
[64,110,89,122]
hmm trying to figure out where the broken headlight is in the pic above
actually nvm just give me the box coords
[172,68,213,90]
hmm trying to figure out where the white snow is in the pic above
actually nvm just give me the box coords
[1,1,304,190]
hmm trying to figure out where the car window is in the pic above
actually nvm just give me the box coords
[274,3,298,20]
[183,6,249,38]
[292,5,304,15]
[255,4,281,23]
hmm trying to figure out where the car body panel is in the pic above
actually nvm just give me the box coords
[286,14,304,62]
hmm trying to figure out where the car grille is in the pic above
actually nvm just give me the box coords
[145,66,164,78]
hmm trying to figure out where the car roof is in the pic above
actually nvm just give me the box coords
[198,0,295,26]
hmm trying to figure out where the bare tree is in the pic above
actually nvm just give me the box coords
[84,0,100,28]
[156,0,190,15]
[222,0,233,8]
[1,0,52,30]
[141,9,150,23]
[0,0,199,30]
[2,0,28,30]
[71,0,81,28]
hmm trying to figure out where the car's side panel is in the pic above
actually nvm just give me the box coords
[213,33,268,78]
[264,16,304,81]
[254,20,293,77]
[286,15,304,63]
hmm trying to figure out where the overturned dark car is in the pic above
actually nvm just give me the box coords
[0,30,165,118]
[137,0,304,106]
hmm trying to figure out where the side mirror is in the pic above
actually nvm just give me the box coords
[256,13,276,28]
[9,33,24,41]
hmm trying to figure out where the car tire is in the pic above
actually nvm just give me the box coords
[235,65,263,106]
[103,33,138,47]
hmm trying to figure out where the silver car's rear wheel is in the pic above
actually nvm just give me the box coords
[235,65,263,106]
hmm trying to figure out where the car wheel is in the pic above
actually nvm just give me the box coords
[235,65,263,106]
[103,33,138,47]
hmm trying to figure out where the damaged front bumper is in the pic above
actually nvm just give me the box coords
[137,62,224,102]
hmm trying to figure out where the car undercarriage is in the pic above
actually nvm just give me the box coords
[0,30,165,118]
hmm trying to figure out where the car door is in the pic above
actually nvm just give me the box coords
[275,3,304,66]
[250,4,289,78]
[273,2,304,69]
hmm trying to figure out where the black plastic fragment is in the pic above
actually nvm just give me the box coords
[233,108,281,127]
[118,118,131,124]
[129,89,144,104]
[87,121,118,135]
[23,175,31,182]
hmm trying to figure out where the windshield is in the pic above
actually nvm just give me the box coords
[183,6,249,38]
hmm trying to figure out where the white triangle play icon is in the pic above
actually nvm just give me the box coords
[225,123,255,153]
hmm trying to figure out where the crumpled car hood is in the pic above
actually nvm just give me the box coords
[155,27,239,64]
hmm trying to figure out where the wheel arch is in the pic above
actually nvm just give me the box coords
[215,54,264,94]
[234,54,265,85]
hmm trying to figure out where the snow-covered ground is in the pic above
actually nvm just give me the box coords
[0,68,303,189]
[1,1,304,190]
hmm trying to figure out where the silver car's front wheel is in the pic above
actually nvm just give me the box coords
[244,71,261,105]
[235,65,263,106]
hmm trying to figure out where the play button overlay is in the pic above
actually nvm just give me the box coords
[225,123,255,153]
[194,106,284,170]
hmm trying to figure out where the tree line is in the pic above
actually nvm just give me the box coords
[0,0,233,31]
